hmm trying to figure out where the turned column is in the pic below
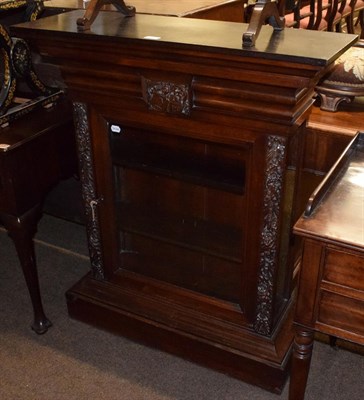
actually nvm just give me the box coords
[289,327,315,400]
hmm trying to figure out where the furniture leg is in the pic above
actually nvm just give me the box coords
[289,327,315,400]
[242,0,285,47]
[76,0,135,31]
[0,204,52,334]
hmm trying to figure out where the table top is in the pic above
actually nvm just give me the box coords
[0,92,68,152]
[308,99,364,137]
[44,0,242,17]
[11,10,357,66]
[294,133,364,249]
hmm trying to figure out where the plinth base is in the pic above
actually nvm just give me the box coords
[66,273,294,394]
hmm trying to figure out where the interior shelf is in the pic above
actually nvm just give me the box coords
[109,126,246,194]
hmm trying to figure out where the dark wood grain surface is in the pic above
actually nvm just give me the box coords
[10,11,360,393]
[11,10,357,65]
[295,133,364,249]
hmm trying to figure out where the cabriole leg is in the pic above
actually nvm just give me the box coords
[0,204,52,334]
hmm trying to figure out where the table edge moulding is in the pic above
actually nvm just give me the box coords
[10,10,357,393]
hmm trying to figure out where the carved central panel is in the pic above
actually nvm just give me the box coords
[142,76,191,116]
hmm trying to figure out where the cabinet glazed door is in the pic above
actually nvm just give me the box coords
[108,122,248,303]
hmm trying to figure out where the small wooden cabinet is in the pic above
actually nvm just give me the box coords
[11,11,356,392]
[290,132,364,399]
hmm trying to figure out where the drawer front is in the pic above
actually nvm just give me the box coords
[318,291,364,337]
[323,247,364,292]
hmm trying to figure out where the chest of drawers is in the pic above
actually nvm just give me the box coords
[289,132,364,399]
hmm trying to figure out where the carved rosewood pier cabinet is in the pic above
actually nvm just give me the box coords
[11,11,356,392]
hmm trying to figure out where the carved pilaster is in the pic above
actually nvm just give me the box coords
[72,102,104,279]
[254,135,287,335]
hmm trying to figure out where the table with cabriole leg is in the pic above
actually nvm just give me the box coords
[0,99,76,333]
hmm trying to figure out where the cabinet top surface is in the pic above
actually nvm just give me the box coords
[295,134,364,249]
[11,10,357,65]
